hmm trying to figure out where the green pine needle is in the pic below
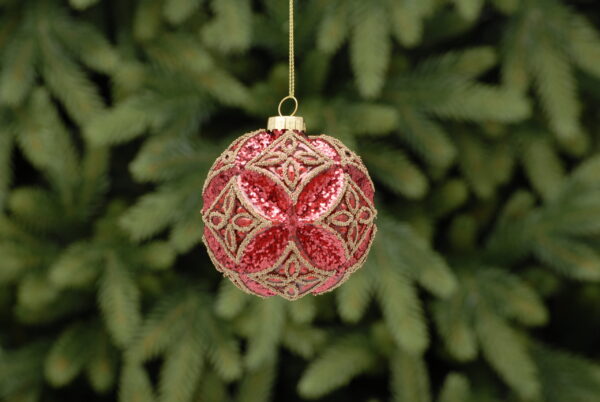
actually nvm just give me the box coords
[437,373,470,402]
[99,253,142,348]
[281,324,327,359]
[532,341,600,402]
[45,323,96,387]
[433,291,478,362]
[391,348,431,402]
[298,335,376,399]
[351,5,391,98]
[235,361,275,402]
[317,1,349,53]
[215,279,250,319]
[371,229,429,354]
[245,298,285,369]
[163,0,203,25]
[119,363,156,402]
[335,266,373,323]
[158,328,204,402]
[475,307,540,399]
[127,292,193,362]
[0,30,36,106]
[287,296,316,324]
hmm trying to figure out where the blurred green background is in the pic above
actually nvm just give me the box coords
[1,0,600,401]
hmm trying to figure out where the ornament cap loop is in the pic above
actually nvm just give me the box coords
[278,95,299,116]
[267,115,306,131]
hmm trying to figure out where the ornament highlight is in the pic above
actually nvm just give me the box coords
[201,120,377,300]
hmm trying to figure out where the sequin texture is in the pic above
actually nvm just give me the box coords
[201,129,377,300]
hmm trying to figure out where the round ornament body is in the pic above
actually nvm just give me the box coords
[201,128,377,300]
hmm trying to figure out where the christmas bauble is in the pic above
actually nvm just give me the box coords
[201,116,377,300]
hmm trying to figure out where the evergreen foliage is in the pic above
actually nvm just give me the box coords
[1,0,600,401]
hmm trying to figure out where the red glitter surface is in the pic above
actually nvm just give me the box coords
[311,138,340,161]
[235,131,274,166]
[240,226,289,273]
[238,171,290,222]
[202,167,238,210]
[296,224,346,270]
[296,168,345,222]
[202,129,377,299]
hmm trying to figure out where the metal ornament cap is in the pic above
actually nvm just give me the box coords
[267,115,306,131]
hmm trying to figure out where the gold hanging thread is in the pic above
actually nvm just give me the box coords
[288,0,295,99]
[269,0,304,131]
[278,0,297,117]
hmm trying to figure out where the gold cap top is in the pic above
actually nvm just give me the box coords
[267,115,306,131]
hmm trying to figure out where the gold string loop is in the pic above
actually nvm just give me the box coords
[278,95,298,117]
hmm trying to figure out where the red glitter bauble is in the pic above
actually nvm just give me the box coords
[201,128,377,300]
